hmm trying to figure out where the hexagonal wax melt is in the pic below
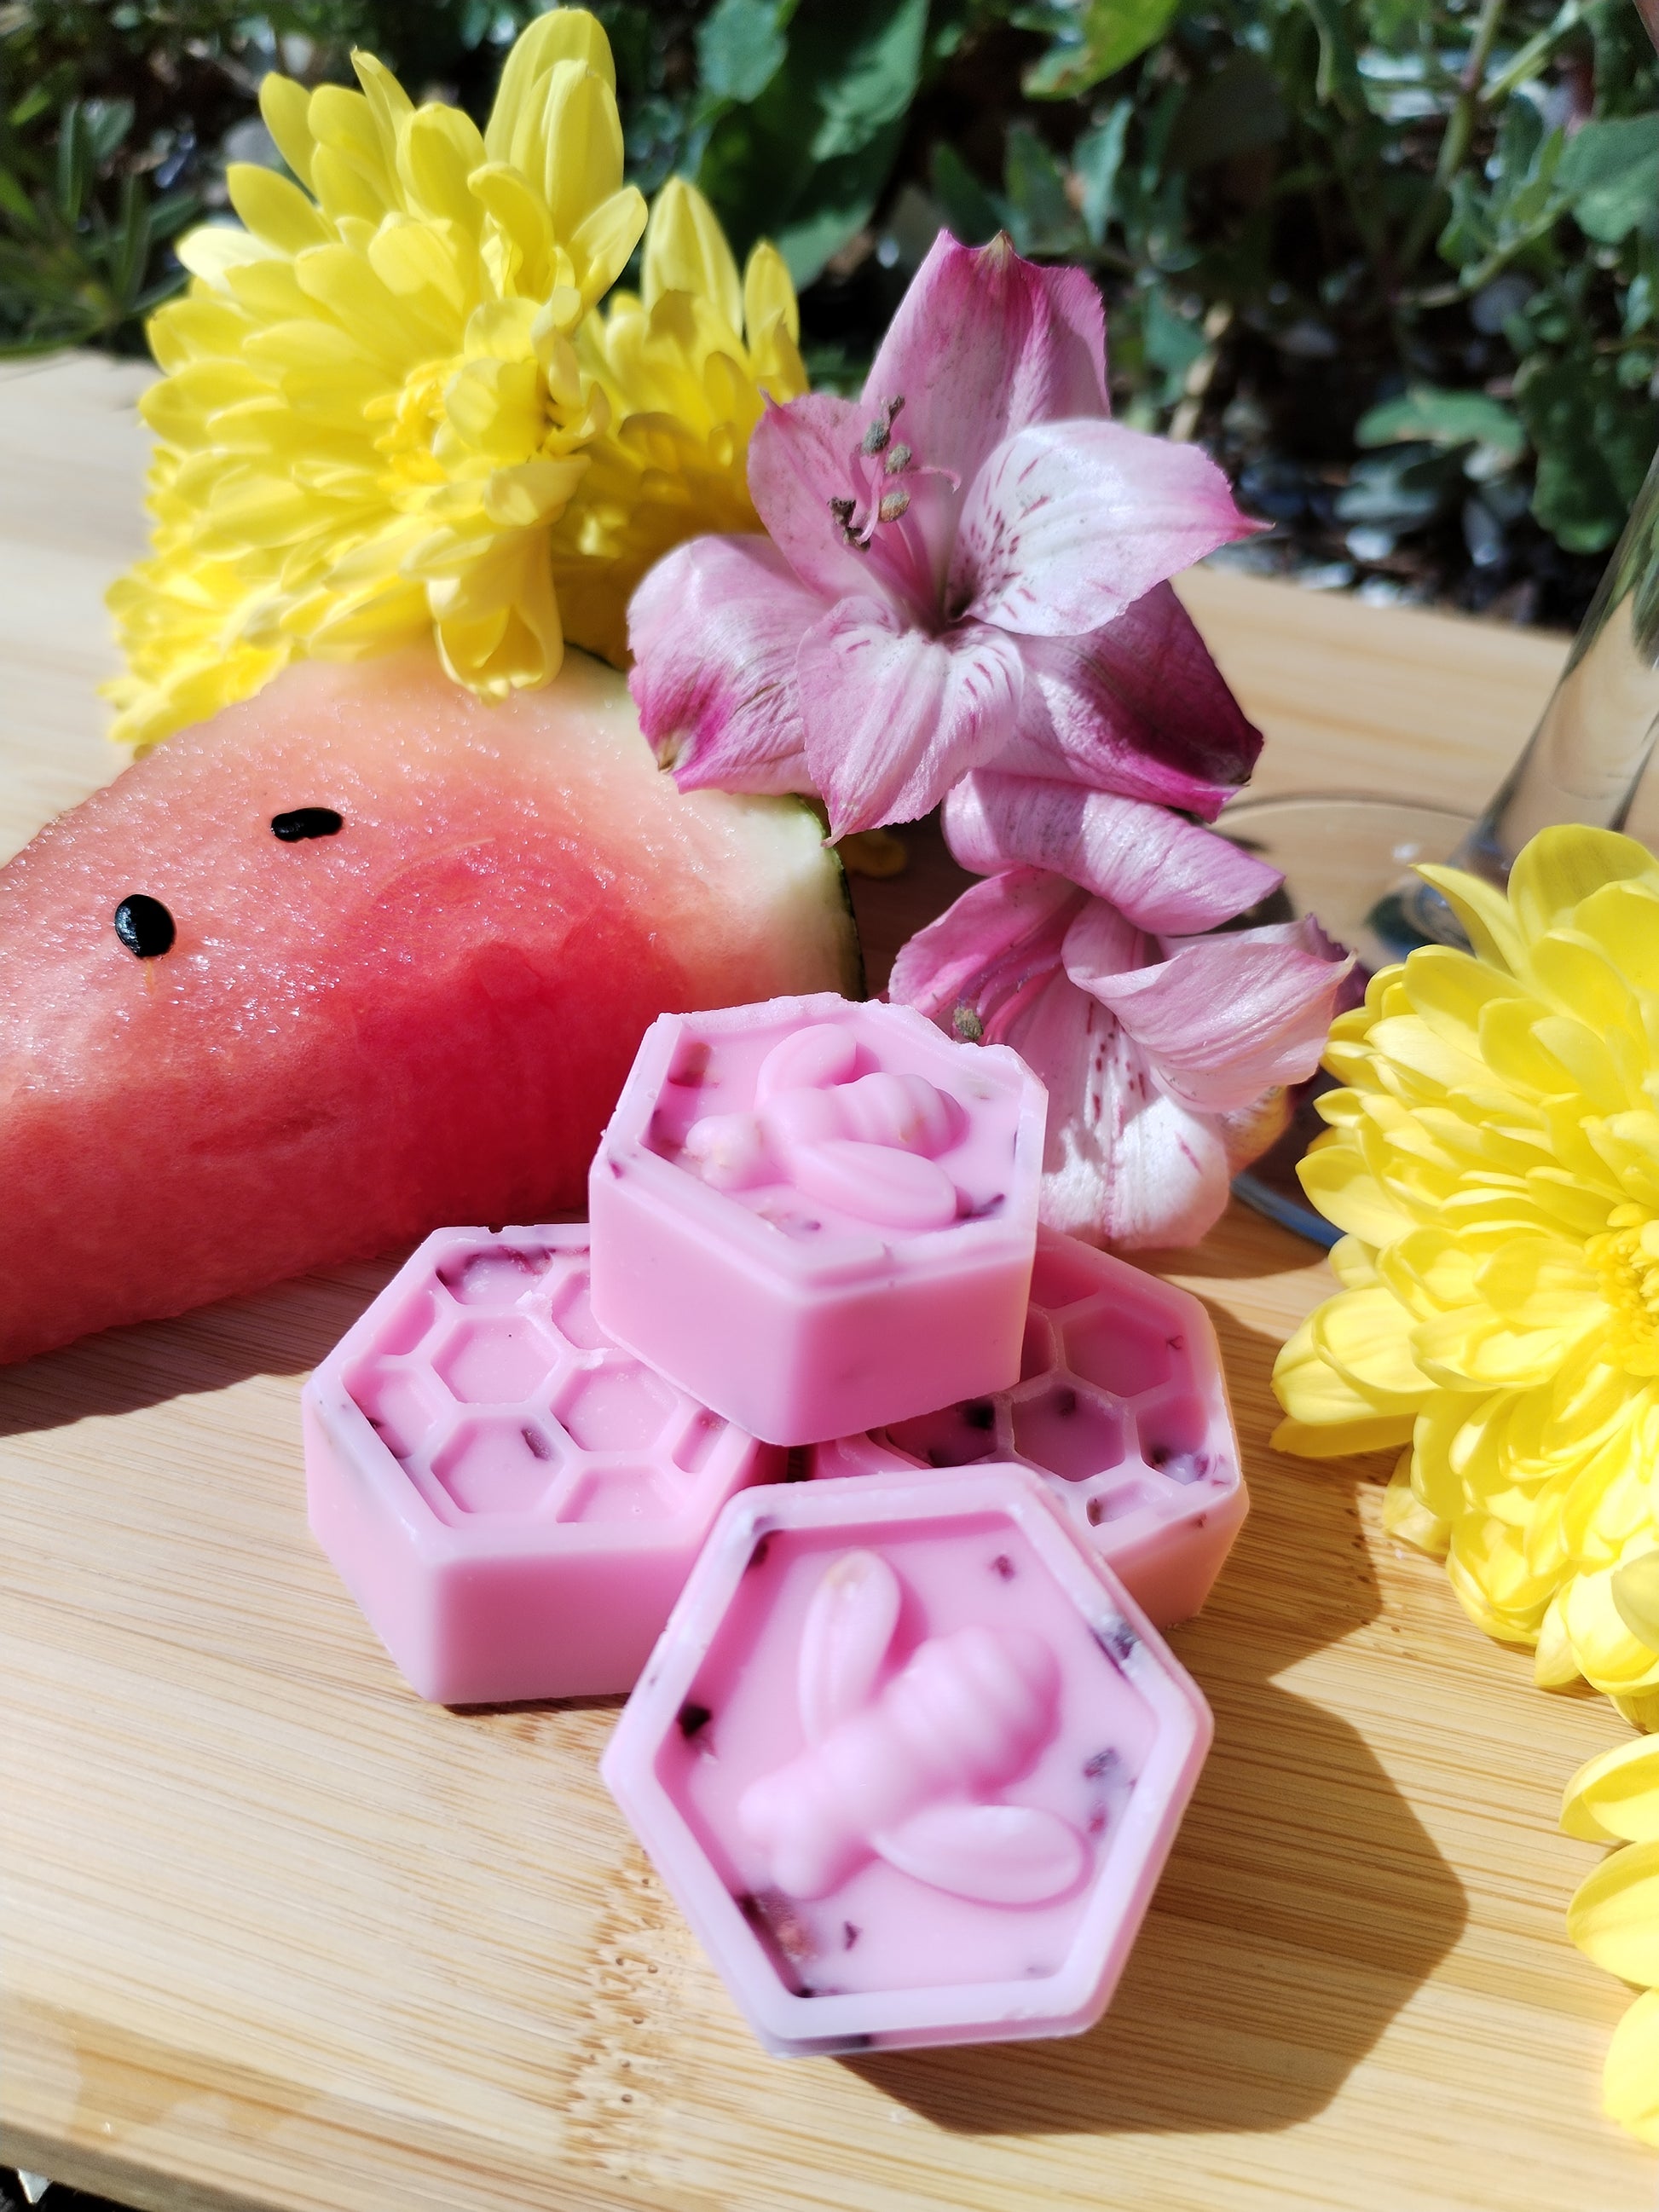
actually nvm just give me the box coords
[600,1467,1211,2058]
[303,1225,780,1704]
[588,994,1047,1447]
[813,1228,1246,1628]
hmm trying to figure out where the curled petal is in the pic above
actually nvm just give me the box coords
[1567,1838,1659,1986]
[951,419,1262,639]
[944,770,1280,933]
[797,605,1024,837]
[1006,969,1234,1250]
[889,864,1082,1042]
[1604,1989,1659,2146]
[1003,586,1263,819]
[627,535,818,795]
[1066,920,1350,1114]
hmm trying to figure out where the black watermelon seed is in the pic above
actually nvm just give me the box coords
[271,806,344,841]
[677,1701,712,1738]
[962,1400,996,1431]
[113,894,175,959]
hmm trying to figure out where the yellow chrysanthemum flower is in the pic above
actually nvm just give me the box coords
[104,8,805,749]
[1562,1736,1659,2145]
[1271,825,1659,1724]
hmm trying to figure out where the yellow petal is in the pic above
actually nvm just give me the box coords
[571,186,649,308]
[1562,1734,1659,1845]
[1413,862,1526,974]
[1383,1453,1451,1554]
[540,60,625,238]
[258,73,316,191]
[1315,1283,1435,1404]
[397,101,487,229]
[645,176,743,332]
[1535,1591,1584,1685]
[743,238,799,345]
[1271,1305,1419,1438]
[1564,1568,1659,1695]
[1507,824,1656,946]
[1603,1988,1659,2146]
[1567,1838,1659,1984]
[176,223,282,286]
[1613,1545,1659,1650]
[1298,1134,1415,1245]
[226,163,333,255]
[482,456,587,528]
[1574,879,1659,991]
[485,6,616,166]
[469,161,555,297]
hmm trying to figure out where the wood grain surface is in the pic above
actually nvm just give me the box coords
[2,353,1654,2212]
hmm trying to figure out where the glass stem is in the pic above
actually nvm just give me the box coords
[1403,437,1659,939]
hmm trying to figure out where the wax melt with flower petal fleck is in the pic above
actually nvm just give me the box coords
[303,1222,779,1704]
[814,1227,1246,1627]
[587,994,1048,1446]
[601,1467,1211,2057]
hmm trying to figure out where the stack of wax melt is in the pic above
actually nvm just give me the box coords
[302,990,1246,2055]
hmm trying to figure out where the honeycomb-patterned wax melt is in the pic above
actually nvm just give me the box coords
[589,994,1047,1447]
[601,1467,1212,2057]
[303,1225,780,1703]
[813,1227,1246,1627]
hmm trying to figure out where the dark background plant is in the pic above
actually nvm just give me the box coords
[6,0,1659,627]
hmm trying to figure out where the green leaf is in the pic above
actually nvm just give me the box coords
[81,98,133,170]
[1142,286,1205,385]
[1559,113,1659,245]
[1517,351,1659,553]
[1357,384,1525,459]
[0,165,33,227]
[1335,445,1463,529]
[1003,120,1083,256]
[806,0,927,161]
[697,0,928,286]
[1298,0,1367,119]
[930,141,1003,245]
[1021,0,1185,101]
[55,100,87,225]
[697,0,793,106]
[1072,101,1130,247]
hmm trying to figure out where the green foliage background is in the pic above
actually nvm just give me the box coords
[4,0,1657,614]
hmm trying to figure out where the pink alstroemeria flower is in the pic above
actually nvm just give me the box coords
[628,232,1264,838]
[890,867,1351,1249]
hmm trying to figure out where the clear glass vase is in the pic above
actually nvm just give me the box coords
[1225,433,1659,1241]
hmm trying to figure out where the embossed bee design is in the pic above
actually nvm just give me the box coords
[737,1548,1088,1905]
[683,1020,964,1232]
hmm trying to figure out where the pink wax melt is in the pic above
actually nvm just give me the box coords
[588,994,1047,1446]
[601,1468,1211,2057]
[303,1225,778,1704]
[813,1228,1246,1627]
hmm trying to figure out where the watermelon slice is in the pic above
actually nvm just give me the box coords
[1,647,859,1366]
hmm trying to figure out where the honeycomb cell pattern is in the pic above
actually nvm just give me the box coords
[341,1233,726,1528]
[836,1232,1240,1579]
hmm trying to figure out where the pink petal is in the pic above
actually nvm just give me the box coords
[860,234,1110,585]
[797,605,1025,837]
[951,419,1263,638]
[990,960,1234,1250]
[943,770,1281,933]
[1066,923,1350,1113]
[747,391,898,604]
[1000,585,1262,820]
[627,535,818,795]
[888,865,1082,1042]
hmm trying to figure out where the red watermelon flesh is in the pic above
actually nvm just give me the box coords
[0,647,859,1366]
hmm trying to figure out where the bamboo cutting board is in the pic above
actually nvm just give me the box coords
[1,353,1654,2212]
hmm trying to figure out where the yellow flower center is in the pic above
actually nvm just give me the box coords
[372,362,454,494]
[1590,1207,1659,1377]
